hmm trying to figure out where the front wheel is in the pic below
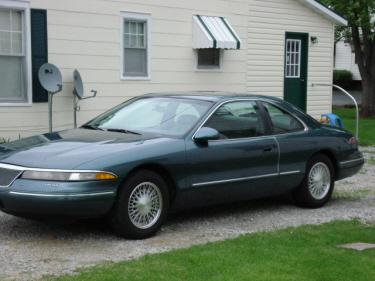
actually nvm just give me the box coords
[293,154,335,208]
[110,170,169,239]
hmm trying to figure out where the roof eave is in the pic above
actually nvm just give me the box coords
[300,0,348,26]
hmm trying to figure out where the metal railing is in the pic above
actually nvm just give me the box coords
[312,83,359,140]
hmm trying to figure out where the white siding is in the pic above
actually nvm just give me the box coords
[247,0,335,117]
[0,0,336,139]
[335,40,361,81]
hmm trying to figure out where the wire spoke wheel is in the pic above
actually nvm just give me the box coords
[308,162,331,200]
[128,182,163,229]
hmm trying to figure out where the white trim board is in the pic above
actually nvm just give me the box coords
[0,0,30,8]
[299,0,348,26]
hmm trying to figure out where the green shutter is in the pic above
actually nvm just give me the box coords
[31,9,48,103]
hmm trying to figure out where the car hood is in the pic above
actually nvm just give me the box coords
[0,129,168,169]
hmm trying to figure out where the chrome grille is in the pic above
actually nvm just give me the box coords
[0,167,22,187]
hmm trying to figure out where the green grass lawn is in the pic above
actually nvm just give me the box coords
[333,108,375,146]
[50,221,375,281]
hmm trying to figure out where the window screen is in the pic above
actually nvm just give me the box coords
[263,103,304,134]
[0,9,26,103]
[123,20,148,77]
[205,101,266,139]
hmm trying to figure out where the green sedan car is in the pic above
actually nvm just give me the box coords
[0,93,364,239]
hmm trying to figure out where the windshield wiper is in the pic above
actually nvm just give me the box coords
[106,128,142,135]
[81,124,104,131]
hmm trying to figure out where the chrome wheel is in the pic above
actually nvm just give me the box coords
[128,182,163,229]
[308,162,331,200]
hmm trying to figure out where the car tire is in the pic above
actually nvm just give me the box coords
[110,170,170,239]
[293,154,335,208]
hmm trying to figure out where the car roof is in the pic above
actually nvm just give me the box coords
[144,91,282,103]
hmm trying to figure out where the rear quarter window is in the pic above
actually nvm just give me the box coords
[263,102,305,134]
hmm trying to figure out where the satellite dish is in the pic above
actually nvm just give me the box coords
[38,63,63,94]
[73,69,97,100]
[72,69,98,128]
[73,69,84,99]
[38,63,63,133]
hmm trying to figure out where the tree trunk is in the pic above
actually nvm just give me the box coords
[350,26,375,117]
[361,74,375,117]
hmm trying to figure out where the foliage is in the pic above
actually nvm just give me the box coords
[321,0,375,31]
[0,137,10,144]
[334,25,352,44]
[322,0,375,116]
[333,69,353,88]
[50,221,375,281]
[333,107,375,146]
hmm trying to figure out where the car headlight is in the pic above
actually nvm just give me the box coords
[21,170,117,181]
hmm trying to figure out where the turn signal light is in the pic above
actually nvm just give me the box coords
[95,172,117,181]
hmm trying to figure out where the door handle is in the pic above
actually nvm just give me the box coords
[263,147,273,153]
[300,79,305,82]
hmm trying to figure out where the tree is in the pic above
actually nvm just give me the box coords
[322,0,375,117]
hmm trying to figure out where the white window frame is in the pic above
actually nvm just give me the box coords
[120,11,151,81]
[195,49,223,72]
[285,39,301,79]
[0,0,32,107]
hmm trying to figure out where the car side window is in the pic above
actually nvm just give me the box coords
[263,102,304,134]
[204,101,266,139]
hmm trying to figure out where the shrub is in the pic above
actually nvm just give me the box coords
[0,137,10,144]
[333,69,353,88]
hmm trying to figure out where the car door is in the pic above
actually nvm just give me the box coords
[261,101,310,191]
[184,100,279,207]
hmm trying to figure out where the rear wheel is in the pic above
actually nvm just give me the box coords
[293,154,335,208]
[110,170,169,239]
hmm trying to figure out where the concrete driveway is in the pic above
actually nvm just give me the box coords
[333,90,362,107]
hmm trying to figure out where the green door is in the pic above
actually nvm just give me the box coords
[284,32,308,111]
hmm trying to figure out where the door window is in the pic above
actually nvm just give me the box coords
[285,39,301,78]
[263,103,304,134]
[204,101,266,139]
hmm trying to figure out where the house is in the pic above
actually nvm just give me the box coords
[335,40,361,81]
[0,0,347,139]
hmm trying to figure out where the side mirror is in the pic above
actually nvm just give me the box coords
[194,127,220,143]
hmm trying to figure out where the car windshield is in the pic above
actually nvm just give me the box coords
[86,97,213,136]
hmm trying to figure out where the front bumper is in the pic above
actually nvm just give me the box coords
[0,179,117,219]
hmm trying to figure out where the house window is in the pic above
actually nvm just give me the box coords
[0,7,30,104]
[197,49,221,70]
[285,39,301,78]
[121,12,150,80]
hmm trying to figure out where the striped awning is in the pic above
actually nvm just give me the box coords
[193,15,241,50]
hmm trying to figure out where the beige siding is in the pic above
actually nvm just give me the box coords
[247,0,335,117]
[0,0,336,139]
[0,0,249,139]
